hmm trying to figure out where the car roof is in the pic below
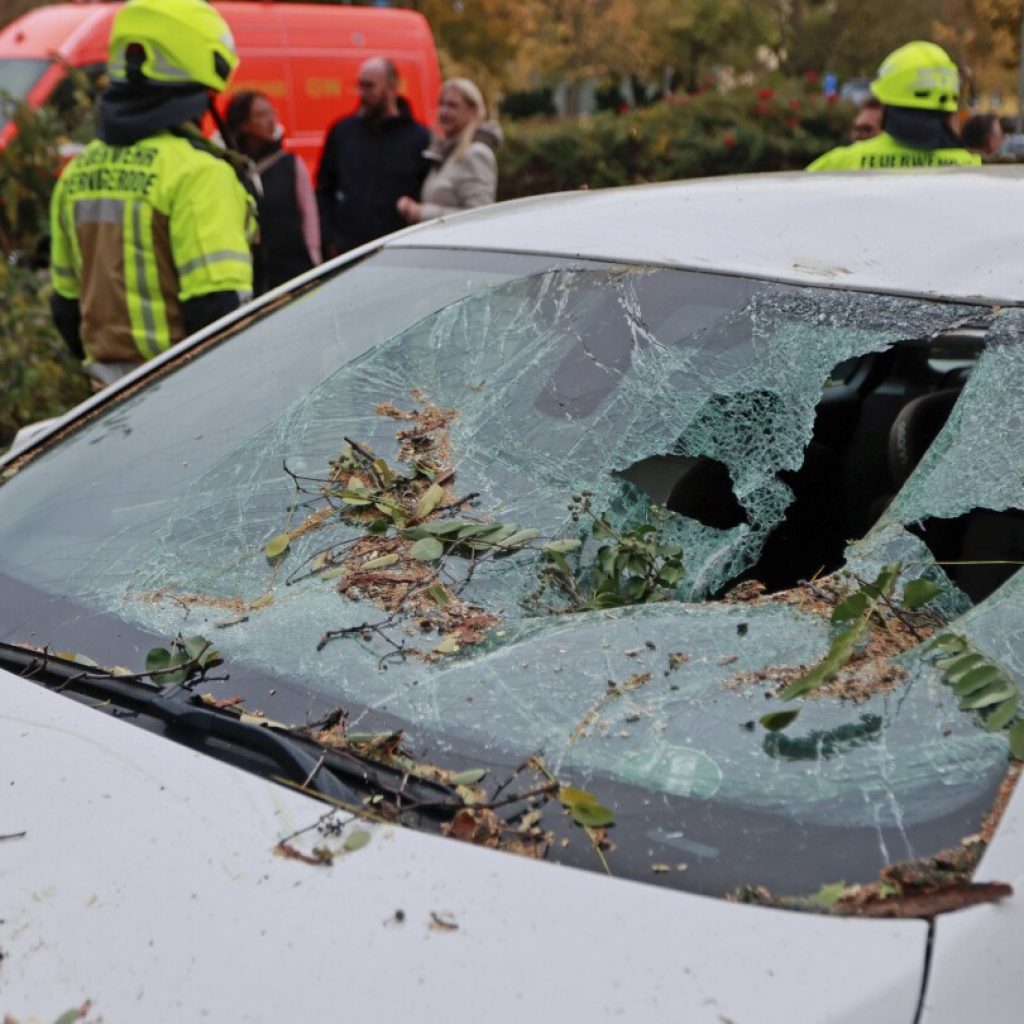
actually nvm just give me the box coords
[393,166,1024,306]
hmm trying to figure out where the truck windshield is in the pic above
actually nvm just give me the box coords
[0,58,50,130]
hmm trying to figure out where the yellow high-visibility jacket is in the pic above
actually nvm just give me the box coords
[50,130,255,364]
[806,132,981,172]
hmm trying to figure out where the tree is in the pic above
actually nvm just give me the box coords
[933,0,1020,105]
[645,0,764,92]
[396,0,546,101]
[752,0,944,77]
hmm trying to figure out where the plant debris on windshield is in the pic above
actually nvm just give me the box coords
[271,395,536,659]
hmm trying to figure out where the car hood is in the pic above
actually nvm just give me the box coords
[1,667,927,1023]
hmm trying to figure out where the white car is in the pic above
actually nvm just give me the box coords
[3,168,1024,1023]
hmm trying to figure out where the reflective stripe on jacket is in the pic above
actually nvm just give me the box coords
[50,131,255,364]
[806,132,981,171]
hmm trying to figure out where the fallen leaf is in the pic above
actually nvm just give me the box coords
[808,881,846,908]
[416,482,446,519]
[360,552,400,571]
[343,830,371,852]
[430,911,459,931]
[559,785,615,827]
[264,534,290,559]
[410,536,444,561]
[760,709,800,731]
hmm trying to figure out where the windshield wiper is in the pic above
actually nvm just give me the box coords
[0,642,460,812]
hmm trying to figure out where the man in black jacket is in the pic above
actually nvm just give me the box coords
[316,57,431,256]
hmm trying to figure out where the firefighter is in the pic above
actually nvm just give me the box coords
[50,0,256,386]
[807,42,980,172]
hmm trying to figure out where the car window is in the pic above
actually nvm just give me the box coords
[1,247,1019,898]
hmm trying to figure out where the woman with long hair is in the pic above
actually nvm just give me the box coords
[226,91,321,293]
[396,78,501,223]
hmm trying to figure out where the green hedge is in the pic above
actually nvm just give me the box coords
[1,89,91,450]
[499,80,851,199]
[0,262,89,449]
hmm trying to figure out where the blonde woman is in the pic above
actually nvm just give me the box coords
[396,78,501,223]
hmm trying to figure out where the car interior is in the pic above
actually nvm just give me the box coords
[620,327,1023,603]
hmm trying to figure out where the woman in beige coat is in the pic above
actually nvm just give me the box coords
[396,78,501,223]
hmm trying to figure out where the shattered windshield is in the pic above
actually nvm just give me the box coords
[1,247,1021,900]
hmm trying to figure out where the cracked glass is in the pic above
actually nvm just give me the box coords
[1,246,1020,896]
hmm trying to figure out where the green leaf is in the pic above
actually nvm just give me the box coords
[930,633,967,654]
[165,652,190,685]
[141,648,190,686]
[450,768,487,786]
[543,538,582,555]
[181,635,209,661]
[466,526,516,551]
[984,695,1020,732]
[402,520,468,539]
[831,591,869,623]
[547,551,571,575]
[416,482,446,519]
[455,523,504,539]
[780,662,833,700]
[56,651,99,668]
[1009,721,1024,760]
[427,584,451,606]
[864,563,901,599]
[626,553,648,576]
[961,681,1018,710]
[808,881,846,908]
[52,1009,91,1024]
[570,802,616,827]
[760,709,800,731]
[559,786,615,827]
[409,536,444,561]
[372,458,394,485]
[479,523,519,546]
[832,619,869,657]
[940,653,987,681]
[263,533,291,559]
[199,648,222,669]
[145,647,171,674]
[501,527,541,548]
[779,621,868,700]
[321,565,347,580]
[658,562,685,586]
[951,664,1005,696]
[901,578,944,610]
[338,489,373,507]
[360,552,400,571]
[367,519,391,536]
[412,458,436,480]
[343,829,372,852]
